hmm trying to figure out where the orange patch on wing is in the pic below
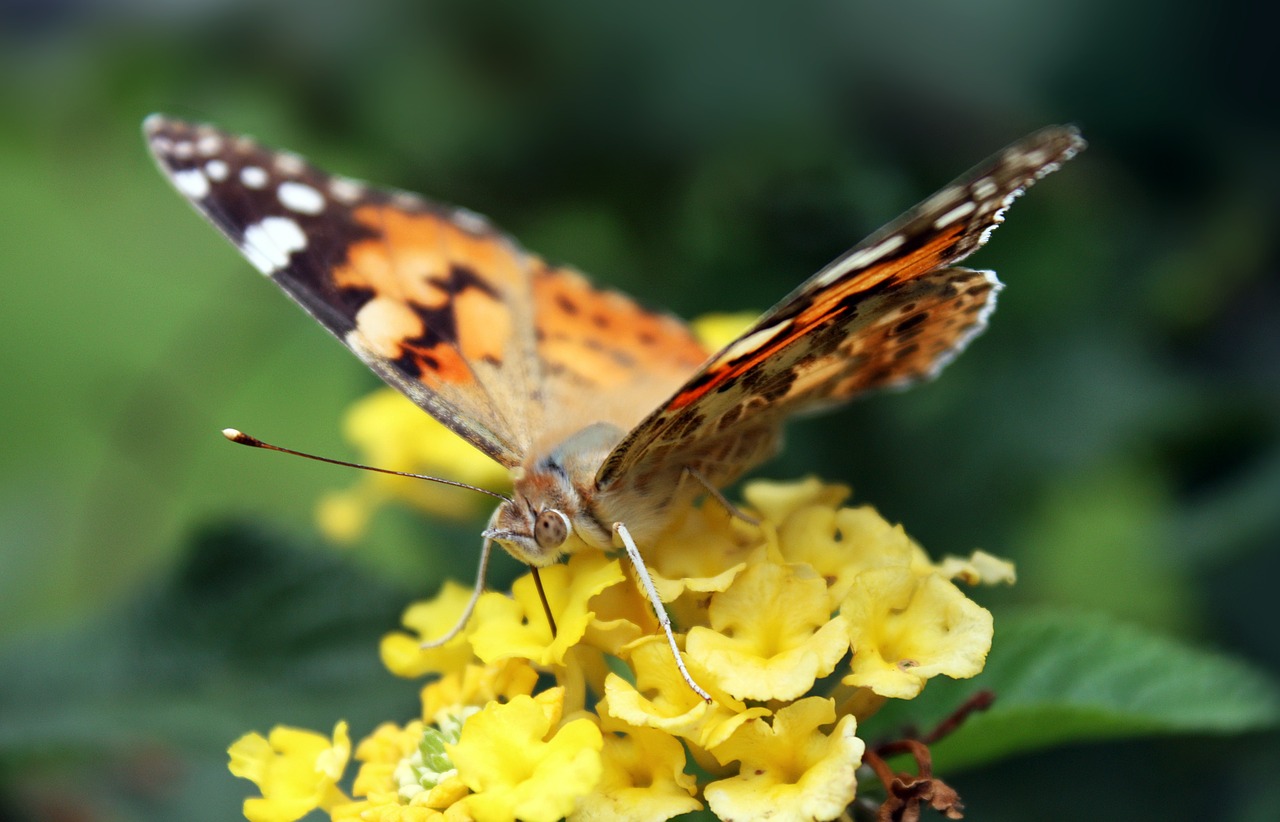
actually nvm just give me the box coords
[336,205,525,304]
[802,223,962,326]
[532,264,707,388]
[411,341,474,386]
[665,226,966,411]
[453,284,510,363]
[335,204,521,369]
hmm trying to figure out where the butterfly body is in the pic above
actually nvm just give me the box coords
[145,116,1083,672]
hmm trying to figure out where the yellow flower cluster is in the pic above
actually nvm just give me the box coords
[231,314,1012,820]
[233,474,1009,820]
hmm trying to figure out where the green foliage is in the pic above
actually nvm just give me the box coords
[864,610,1280,773]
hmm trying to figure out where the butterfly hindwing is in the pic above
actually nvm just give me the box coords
[529,262,710,443]
[596,126,1085,491]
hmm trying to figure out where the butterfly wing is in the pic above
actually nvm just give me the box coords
[144,116,709,467]
[528,262,711,448]
[597,125,1086,493]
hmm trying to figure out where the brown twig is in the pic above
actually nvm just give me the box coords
[862,690,996,821]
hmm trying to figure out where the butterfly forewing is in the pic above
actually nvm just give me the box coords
[144,116,712,470]
[527,262,710,446]
[596,126,1085,492]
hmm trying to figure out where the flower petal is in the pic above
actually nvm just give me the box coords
[706,698,865,822]
[842,568,994,698]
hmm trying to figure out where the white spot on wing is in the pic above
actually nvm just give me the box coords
[971,178,998,200]
[933,200,976,229]
[240,166,268,188]
[453,207,490,234]
[204,159,229,181]
[813,234,906,286]
[328,176,364,203]
[391,190,422,209]
[711,321,791,365]
[172,168,210,199]
[196,134,223,156]
[1021,149,1047,167]
[274,152,305,175]
[241,216,307,274]
[278,181,326,215]
[1034,161,1062,180]
[921,186,963,214]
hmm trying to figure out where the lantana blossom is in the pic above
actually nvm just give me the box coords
[229,367,1013,821]
[228,722,351,822]
[705,697,865,822]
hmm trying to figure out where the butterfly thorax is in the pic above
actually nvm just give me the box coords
[485,422,626,565]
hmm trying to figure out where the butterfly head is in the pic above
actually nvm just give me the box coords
[484,474,609,565]
[482,423,624,565]
[481,457,597,566]
[484,501,576,566]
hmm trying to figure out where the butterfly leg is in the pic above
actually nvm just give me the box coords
[613,521,713,704]
[420,531,493,649]
[683,467,760,526]
[529,566,559,638]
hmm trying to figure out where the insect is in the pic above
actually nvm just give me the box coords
[145,115,1083,701]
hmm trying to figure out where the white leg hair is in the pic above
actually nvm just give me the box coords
[613,521,713,703]
[420,532,492,649]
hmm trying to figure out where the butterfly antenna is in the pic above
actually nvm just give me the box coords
[221,428,513,503]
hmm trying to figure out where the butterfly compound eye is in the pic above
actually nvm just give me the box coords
[534,510,571,551]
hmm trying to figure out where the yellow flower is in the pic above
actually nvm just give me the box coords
[603,635,768,752]
[419,658,541,723]
[449,688,604,822]
[935,549,1018,586]
[685,561,850,702]
[740,476,853,524]
[331,795,448,822]
[346,720,469,811]
[570,719,701,821]
[228,722,350,822]
[381,581,481,678]
[316,387,509,542]
[469,551,625,668]
[580,565,659,656]
[705,697,864,822]
[644,502,761,606]
[842,567,994,699]
[765,488,927,607]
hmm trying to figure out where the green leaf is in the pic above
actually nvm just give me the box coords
[865,609,1280,773]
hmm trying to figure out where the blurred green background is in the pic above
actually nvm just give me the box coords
[2,0,1277,820]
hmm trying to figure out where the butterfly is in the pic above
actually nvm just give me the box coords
[145,115,1083,700]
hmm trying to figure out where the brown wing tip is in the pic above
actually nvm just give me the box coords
[1022,124,1088,175]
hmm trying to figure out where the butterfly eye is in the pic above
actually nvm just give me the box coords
[534,509,571,550]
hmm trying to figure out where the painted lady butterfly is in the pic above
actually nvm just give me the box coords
[145,116,1083,700]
